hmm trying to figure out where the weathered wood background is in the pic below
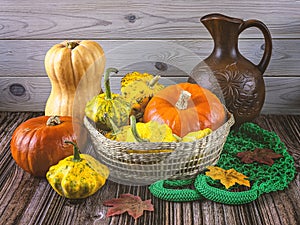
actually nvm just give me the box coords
[0,0,300,113]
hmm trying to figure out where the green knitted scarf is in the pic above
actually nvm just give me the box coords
[149,122,296,205]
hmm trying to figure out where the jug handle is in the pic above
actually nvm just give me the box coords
[239,20,272,74]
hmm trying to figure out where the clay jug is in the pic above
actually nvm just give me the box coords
[188,13,272,127]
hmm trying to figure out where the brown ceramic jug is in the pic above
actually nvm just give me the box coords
[188,13,272,127]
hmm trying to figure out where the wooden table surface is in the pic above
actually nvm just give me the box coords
[0,112,299,225]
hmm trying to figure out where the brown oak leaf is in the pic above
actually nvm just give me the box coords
[205,166,250,189]
[103,193,154,219]
[237,148,283,166]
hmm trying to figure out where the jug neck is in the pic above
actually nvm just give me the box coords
[201,14,243,59]
[212,33,239,59]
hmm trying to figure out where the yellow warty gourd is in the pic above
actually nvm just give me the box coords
[85,68,131,131]
[46,141,109,199]
[121,72,165,121]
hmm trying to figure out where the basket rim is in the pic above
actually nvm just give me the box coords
[84,109,234,148]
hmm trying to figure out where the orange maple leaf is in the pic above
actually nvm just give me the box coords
[205,166,250,189]
[103,193,154,219]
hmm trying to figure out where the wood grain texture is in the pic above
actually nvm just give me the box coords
[0,112,299,225]
[0,40,299,77]
[0,76,299,114]
[0,39,299,113]
[0,1,299,113]
[0,0,299,39]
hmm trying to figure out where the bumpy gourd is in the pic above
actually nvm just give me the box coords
[104,113,129,141]
[121,73,164,103]
[123,116,177,153]
[126,115,176,143]
[45,40,106,116]
[120,71,153,88]
[104,115,177,143]
[46,141,109,199]
[121,72,165,121]
[129,96,152,122]
[85,68,131,131]
[181,128,212,142]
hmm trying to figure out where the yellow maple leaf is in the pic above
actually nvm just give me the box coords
[205,166,250,189]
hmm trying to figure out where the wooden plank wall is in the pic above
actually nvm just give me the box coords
[0,0,299,114]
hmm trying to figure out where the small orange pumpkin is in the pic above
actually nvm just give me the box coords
[10,116,86,177]
[143,83,226,137]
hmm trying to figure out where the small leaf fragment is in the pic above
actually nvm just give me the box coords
[205,166,250,189]
[103,193,154,219]
[237,148,283,166]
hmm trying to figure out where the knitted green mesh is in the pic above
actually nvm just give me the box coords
[149,122,296,204]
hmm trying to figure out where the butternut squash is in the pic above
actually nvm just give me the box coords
[44,40,106,116]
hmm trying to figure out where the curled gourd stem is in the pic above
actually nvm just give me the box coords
[103,113,120,134]
[64,141,82,162]
[66,41,79,49]
[46,115,61,126]
[130,115,148,142]
[104,68,119,100]
[148,75,161,89]
[175,90,191,110]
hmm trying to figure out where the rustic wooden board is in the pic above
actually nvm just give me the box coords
[0,1,299,114]
[0,112,299,225]
[0,76,299,114]
[0,40,299,77]
[1,39,299,113]
[0,0,299,39]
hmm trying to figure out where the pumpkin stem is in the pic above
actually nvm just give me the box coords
[148,75,161,89]
[104,68,119,100]
[66,41,79,49]
[172,133,182,142]
[175,90,191,110]
[64,141,82,162]
[46,116,61,126]
[130,115,148,142]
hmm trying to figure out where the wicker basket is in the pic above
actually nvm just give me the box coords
[84,111,234,185]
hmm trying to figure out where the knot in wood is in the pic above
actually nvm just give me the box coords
[9,83,26,96]
[125,14,136,23]
[155,62,168,71]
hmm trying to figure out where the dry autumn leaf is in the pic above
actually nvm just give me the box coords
[103,193,154,219]
[205,166,250,189]
[237,148,283,166]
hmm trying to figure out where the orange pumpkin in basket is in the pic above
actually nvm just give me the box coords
[143,82,226,137]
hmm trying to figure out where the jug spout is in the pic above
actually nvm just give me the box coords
[201,13,243,30]
[201,13,243,36]
[201,13,243,58]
